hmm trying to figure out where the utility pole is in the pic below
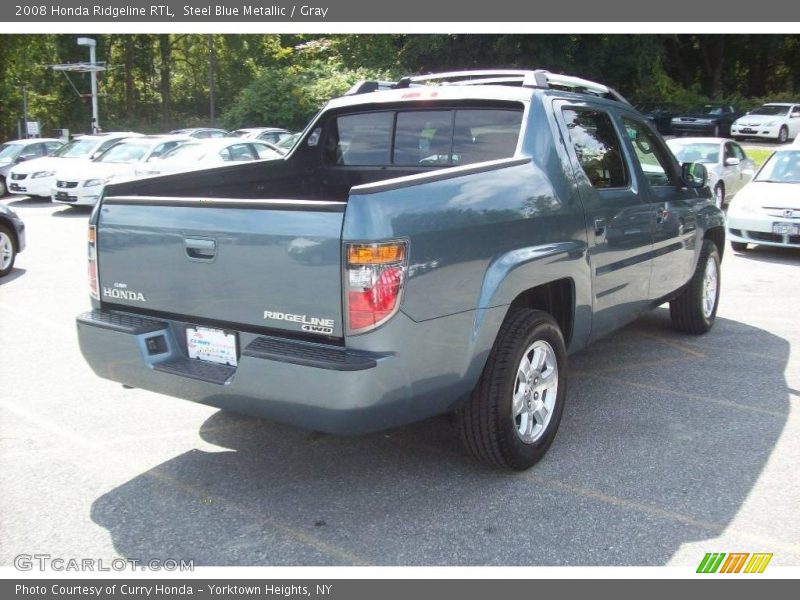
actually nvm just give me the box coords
[77,37,99,133]
[21,86,28,138]
[208,34,216,126]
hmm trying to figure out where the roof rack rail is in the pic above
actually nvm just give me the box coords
[346,69,630,105]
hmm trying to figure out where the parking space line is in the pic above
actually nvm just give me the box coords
[574,372,788,418]
[142,467,371,566]
[572,356,690,376]
[633,331,706,358]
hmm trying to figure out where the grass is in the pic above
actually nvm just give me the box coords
[742,146,774,169]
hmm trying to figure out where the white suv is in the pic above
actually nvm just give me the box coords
[731,103,800,144]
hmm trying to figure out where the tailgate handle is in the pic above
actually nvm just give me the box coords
[185,238,217,260]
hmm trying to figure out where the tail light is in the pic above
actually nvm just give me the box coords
[88,225,99,300]
[345,240,408,334]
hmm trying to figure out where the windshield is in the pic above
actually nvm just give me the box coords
[161,143,208,161]
[750,105,790,116]
[670,143,720,164]
[229,130,250,137]
[96,142,150,163]
[755,150,800,183]
[54,139,97,158]
[0,143,23,161]
[276,133,299,151]
[690,105,724,116]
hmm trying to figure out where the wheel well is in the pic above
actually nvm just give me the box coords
[507,278,574,345]
[704,225,725,260]
[0,217,18,251]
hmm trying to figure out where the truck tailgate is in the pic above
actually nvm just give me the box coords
[96,196,346,338]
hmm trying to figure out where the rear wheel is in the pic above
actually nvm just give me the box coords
[712,124,721,137]
[731,241,749,252]
[670,239,720,334]
[0,224,16,277]
[458,309,567,470]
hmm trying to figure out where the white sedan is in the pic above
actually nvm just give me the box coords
[141,138,283,176]
[228,127,291,144]
[731,103,800,144]
[6,132,141,199]
[52,135,190,206]
[667,137,756,208]
[727,148,800,251]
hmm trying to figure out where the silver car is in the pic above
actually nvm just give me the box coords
[667,137,756,208]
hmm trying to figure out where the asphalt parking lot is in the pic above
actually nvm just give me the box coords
[1,195,798,568]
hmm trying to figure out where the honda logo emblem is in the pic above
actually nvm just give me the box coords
[784,209,793,218]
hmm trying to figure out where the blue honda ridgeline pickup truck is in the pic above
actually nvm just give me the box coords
[77,70,723,470]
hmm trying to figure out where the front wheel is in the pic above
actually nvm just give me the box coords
[0,177,6,197]
[0,224,17,277]
[777,126,789,144]
[670,239,721,334]
[458,309,567,470]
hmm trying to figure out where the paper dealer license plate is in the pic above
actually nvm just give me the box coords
[186,326,238,366]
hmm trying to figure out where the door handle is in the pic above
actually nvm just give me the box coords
[594,218,607,236]
[185,238,216,260]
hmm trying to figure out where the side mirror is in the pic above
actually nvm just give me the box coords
[682,162,707,188]
[15,155,28,163]
[724,157,741,166]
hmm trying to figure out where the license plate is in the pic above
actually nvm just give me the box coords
[9,184,20,191]
[772,222,800,235]
[56,191,69,199]
[186,326,238,366]
[741,128,756,133]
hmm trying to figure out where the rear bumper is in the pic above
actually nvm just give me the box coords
[77,307,501,434]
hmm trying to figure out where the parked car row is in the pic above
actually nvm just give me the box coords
[1,127,294,206]
[637,101,800,143]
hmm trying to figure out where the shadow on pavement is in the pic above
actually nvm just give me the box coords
[0,268,26,285]
[4,197,52,209]
[52,206,92,218]
[91,311,790,566]
[730,245,800,265]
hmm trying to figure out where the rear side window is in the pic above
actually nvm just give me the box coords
[562,108,628,189]
[326,107,522,167]
[452,110,521,165]
[393,110,453,166]
[327,112,393,166]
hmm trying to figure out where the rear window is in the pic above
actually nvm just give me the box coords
[326,107,522,167]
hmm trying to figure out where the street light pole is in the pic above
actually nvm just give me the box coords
[22,86,28,138]
[78,37,99,133]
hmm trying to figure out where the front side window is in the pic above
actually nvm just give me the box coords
[622,117,675,187]
[562,108,628,189]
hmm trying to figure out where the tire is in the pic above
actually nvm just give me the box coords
[458,309,567,470]
[0,224,17,277]
[777,126,789,144]
[670,239,721,335]
[731,241,749,252]
[0,177,6,197]
[712,124,721,137]
[713,183,725,209]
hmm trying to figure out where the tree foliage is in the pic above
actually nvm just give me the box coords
[1,34,799,140]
